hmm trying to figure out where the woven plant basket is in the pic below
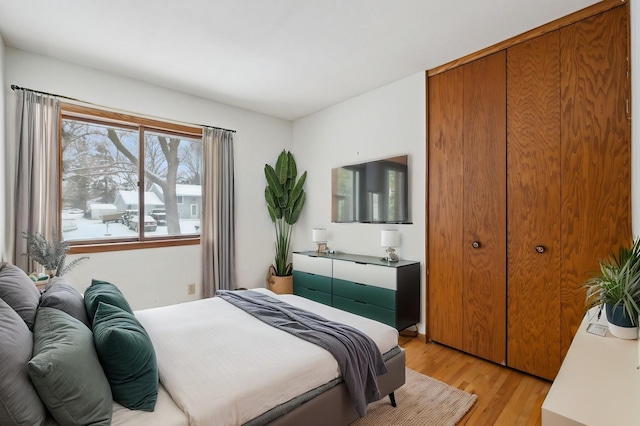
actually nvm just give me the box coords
[267,266,293,294]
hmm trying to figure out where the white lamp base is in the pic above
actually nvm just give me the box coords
[385,247,399,262]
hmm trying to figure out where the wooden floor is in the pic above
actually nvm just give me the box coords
[399,334,552,426]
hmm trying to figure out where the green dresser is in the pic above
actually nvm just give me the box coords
[292,254,333,306]
[292,252,420,331]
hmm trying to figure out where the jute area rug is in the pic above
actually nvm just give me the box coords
[352,368,477,426]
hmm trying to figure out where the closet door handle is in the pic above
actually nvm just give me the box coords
[536,245,546,254]
[472,241,481,249]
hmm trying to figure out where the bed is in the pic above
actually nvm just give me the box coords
[133,288,406,425]
[0,263,405,426]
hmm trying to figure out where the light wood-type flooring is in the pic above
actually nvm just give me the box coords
[399,334,552,425]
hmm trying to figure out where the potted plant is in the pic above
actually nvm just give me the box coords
[584,237,640,339]
[264,150,307,294]
[22,230,88,277]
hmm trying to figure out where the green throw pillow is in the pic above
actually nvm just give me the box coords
[92,302,158,411]
[84,279,133,322]
[28,307,112,425]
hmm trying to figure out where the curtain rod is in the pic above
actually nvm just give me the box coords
[10,84,237,133]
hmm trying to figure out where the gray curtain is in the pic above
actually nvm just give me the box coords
[201,127,235,296]
[13,89,61,272]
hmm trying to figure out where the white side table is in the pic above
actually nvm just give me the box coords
[542,308,640,425]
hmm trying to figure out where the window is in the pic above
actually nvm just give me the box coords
[387,168,406,222]
[60,104,203,250]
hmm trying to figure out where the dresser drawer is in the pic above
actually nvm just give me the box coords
[332,278,395,310]
[293,271,331,293]
[293,253,333,276]
[332,260,396,290]
[293,285,332,306]
[333,295,395,327]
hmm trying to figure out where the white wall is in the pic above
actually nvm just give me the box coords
[4,47,291,309]
[632,0,639,239]
[292,73,427,332]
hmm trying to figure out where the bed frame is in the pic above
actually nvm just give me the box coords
[268,349,406,426]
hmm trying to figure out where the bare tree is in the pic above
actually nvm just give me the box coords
[107,129,182,234]
[62,122,137,210]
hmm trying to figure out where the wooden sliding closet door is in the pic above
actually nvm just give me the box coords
[428,52,507,365]
[427,3,630,379]
[462,52,507,364]
[560,7,631,359]
[507,31,562,380]
[428,67,464,350]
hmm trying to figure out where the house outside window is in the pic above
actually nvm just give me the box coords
[60,104,203,251]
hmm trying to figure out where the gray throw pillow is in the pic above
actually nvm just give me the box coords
[0,298,47,425]
[0,262,41,329]
[39,277,91,329]
[29,307,112,425]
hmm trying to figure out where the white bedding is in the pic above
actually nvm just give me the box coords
[44,384,188,426]
[134,288,398,426]
[112,384,188,426]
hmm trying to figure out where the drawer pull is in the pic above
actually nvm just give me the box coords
[354,300,367,305]
[355,261,368,265]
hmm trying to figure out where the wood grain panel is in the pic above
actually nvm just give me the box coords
[427,68,464,349]
[62,103,203,136]
[560,6,631,359]
[462,52,507,364]
[507,32,562,380]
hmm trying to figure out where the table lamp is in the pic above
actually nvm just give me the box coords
[312,228,328,253]
[381,229,400,262]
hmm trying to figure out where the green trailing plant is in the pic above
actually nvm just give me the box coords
[584,237,640,326]
[22,230,88,277]
[264,150,307,277]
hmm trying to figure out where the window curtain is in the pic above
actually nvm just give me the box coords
[12,89,61,272]
[201,127,235,296]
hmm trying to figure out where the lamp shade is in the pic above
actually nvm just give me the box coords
[381,230,400,247]
[312,228,328,243]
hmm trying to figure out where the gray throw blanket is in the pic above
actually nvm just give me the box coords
[216,290,388,417]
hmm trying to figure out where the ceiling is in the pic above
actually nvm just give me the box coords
[0,0,599,121]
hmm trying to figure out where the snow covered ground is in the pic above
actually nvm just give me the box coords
[62,212,200,241]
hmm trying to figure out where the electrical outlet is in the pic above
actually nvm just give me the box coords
[187,283,196,295]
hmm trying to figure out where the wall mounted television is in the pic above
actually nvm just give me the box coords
[331,155,411,224]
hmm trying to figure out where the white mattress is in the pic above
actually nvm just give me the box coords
[134,288,399,426]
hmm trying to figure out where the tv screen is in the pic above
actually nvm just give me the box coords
[331,155,410,224]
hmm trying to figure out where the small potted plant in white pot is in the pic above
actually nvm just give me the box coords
[584,237,640,339]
